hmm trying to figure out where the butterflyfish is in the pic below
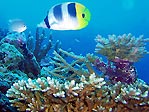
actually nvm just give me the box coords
[37,2,91,30]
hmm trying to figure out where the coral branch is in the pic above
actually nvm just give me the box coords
[33,28,53,62]
[45,49,98,81]
[34,28,44,57]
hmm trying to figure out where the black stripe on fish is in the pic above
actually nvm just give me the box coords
[44,15,50,29]
[53,4,63,21]
[68,3,76,18]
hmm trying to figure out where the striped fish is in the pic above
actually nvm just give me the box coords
[37,2,91,30]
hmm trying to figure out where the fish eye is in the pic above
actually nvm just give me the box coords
[82,13,85,18]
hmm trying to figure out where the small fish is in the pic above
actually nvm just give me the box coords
[8,19,27,33]
[38,2,91,30]
[74,38,80,43]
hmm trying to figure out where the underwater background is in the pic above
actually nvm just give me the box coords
[0,0,149,112]
[1,0,148,83]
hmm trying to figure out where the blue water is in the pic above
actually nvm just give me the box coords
[0,0,149,83]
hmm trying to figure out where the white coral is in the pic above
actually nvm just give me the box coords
[88,73,106,88]
[6,73,106,101]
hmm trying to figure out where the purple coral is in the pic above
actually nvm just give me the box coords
[94,33,149,84]
[94,57,137,84]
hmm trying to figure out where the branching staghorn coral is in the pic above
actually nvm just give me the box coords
[6,73,106,112]
[93,79,149,112]
[6,73,149,112]
[95,33,149,62]
[42,48,98,81]
[99,79,149,111]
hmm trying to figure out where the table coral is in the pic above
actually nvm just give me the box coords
[95,33,149,62]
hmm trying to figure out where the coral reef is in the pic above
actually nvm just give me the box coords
[27,28,63,67]
[1,32,27,52]
[0,71,28,93]
[95,79,149,111]
[0,28,64,111]
[0,71,28,112]
[1,32,41,76]
[28,28,53,63]
[94,33,149,84]
[6,73,106,111]
[6,73,149,112]
[0,91,17,112]
[95,33,149,62]
[0,43,24,70]
[94,57,137,84]
[41,48,98,81]
[0,31,148,112]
